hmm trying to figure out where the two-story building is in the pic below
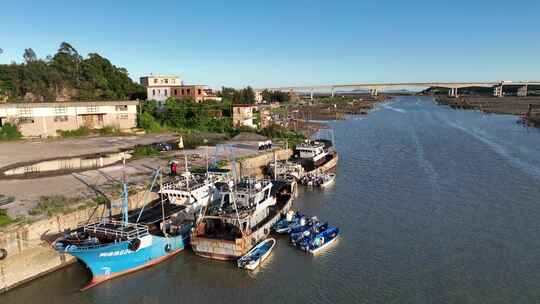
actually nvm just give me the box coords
[0,101,138,137]
[140,75,220,104]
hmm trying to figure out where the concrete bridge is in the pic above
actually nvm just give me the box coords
[258,81,540,99]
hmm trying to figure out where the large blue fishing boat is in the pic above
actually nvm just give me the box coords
[53,167,216,290]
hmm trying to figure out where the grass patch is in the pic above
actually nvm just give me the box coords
[98,125,122,136]
[0,209,15,227]
[132,146,160,158]
[28,195,83,217]
[0,123,23,141]
[57,127,90,138]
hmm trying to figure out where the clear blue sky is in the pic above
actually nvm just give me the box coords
[1,0,539,88]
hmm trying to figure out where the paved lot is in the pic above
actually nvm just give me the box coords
[0,133,179,168]
[0,135,267,217]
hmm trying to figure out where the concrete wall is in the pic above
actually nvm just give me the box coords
[0,190,158,292]
[236,148,293,178]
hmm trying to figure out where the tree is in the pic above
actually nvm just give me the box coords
[23,48,37,63]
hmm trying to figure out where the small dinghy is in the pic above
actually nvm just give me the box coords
[319,173,336,188]
[301,227,339,254]
[237,238,276,270]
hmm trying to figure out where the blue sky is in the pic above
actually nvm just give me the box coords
[1,0,539,88]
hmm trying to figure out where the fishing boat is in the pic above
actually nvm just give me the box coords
[191,178,296,261]
[291,222,328,245]
[300,227,340,254]
[319,173,336,188]
[273,211,304,234]
[293,138,339,177]
[237,238,276,270]
[53,167,206,290]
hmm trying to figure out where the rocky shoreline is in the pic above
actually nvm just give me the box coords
[435,96,540,127]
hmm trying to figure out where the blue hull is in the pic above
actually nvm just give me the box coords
[65,233,187,289]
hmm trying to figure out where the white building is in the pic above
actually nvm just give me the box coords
[0,101,138,138]
[140,75,182,103]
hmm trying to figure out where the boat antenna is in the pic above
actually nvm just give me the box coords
[159,167,167,236]
[273,151,277,180]
[228,146,244,235]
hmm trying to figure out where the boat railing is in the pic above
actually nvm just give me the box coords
[82,219,149,240]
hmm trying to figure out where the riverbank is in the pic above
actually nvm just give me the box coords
[435,96,540,126]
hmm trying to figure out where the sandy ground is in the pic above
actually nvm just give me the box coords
[0,135,268,218]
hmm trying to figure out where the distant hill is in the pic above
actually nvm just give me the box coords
[0,42,146,102]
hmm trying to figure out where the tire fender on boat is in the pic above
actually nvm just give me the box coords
[164,243,172,252]
[128,238,141,251]
[0,248,7,260]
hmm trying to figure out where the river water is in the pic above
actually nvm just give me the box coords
[5,97,540,303]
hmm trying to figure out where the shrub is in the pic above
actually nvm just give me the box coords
[98,125,121,136]
[138,112,163,133]
[57,127,90,138]
[0,209,15,227]
[132,146,160,157]
[0,123,23,140]
[29,196,78,217]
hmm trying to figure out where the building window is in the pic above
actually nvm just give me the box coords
[152,89,156,96]
[118,114,129,120]
[174,89,178,95]
[154,79,158,84]
[158,89,161,94]
[54,106,67,114]
[17,107,32,116]
[87,106,98,113]
[18,117,34,124]
[164,90,168,96]
[54,115,68,122]
[115,105,128,111]
[165,79,168,84]
[181,89,185,95]
[187,89,191,95]
[198,89,202,95]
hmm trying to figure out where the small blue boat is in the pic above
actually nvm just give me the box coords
[289,216,318,235]
[274,211,305,234]
[237,238,276,270]
[292,222,329,246]
[300,227,340,254]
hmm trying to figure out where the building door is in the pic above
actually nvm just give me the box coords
[82,115,95,128]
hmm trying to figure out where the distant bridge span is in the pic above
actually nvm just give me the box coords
[258,81,540,98]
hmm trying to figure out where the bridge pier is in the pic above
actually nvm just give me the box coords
[517,85,528,97]
[493,85,503,97]
[448,88,459,98]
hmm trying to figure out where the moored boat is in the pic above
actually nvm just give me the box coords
[191,178,296,261]
[273,210,305,234]
[53,167,209,290]
[300,227,340,254]
[237,238,276,270]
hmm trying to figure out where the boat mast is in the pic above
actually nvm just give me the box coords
[122,153,129,226]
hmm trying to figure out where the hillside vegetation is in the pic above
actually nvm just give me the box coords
[0,42,145,102]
